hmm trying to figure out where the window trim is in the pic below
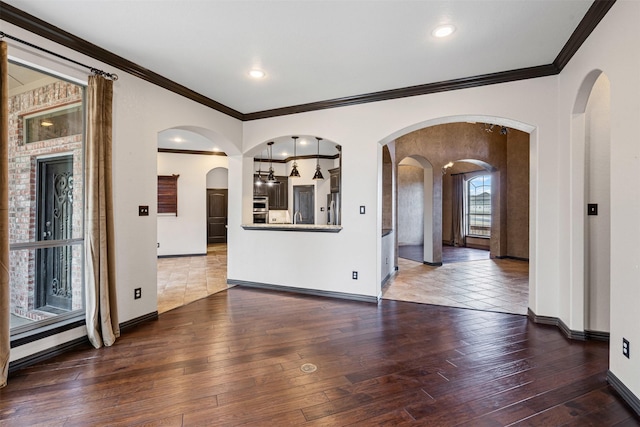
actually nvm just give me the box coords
[8,60,87,339]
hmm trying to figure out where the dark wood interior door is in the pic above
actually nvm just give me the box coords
[36,155,73,312]
[293,185,314,225]
[207,189,228,244]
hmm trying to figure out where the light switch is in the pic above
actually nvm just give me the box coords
[587,204,598,216]
[360,206,366,214]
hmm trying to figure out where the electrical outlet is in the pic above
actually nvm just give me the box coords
[623,338,630,358]
[139,205,149,216]
[352,271,358,280]
[134,288,142,300]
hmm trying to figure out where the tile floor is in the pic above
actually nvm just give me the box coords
[383,255,529,315]
[157,243,229,314]
[157,243,529,316]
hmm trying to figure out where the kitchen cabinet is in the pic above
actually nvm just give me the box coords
[254,175,288,210]
[253,176,267,196]
[329,167,340,193]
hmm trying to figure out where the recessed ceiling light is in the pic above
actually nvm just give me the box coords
[432,24,456,38]
[249,69,265,79]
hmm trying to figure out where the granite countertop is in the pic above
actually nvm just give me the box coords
[241,223,342,232]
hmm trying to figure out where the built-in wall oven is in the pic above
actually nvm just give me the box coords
[253,196,269,223]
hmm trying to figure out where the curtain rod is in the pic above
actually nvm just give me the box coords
[0,31,118,80]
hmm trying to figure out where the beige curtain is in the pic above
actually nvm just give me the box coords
[85,75,119,348]
[1,41,10,388]
[452,174,466,247]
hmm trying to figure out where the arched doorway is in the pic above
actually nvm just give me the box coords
[383,119,532,315]
[156,127,232,313]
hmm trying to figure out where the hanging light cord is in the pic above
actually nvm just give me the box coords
[0,31,118,80]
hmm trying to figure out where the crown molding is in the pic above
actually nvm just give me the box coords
[553,0,616,71]
[0,1,244,120]
[1,0,615,121]
[243,64,559,121]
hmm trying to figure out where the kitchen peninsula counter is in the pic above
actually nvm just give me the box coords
[242,224,342,232]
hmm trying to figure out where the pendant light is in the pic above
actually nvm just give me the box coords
[255,149,266,186]
[312,137,324,180]
[266,141,278,184]
[289,136,301,178]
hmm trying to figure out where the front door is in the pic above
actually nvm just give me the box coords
[207,189,228,243]
[36,155,74,312]
[293,185,315,225]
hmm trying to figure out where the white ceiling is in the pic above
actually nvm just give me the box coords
[4,0,594,115]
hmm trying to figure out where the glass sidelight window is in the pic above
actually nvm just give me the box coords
[7,61,85,334]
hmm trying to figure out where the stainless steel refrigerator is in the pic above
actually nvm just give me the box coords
[327,193,341,225]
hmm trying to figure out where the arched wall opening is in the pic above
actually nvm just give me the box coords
[570,70,611,335]
[245,135,342,227]
[381,116,533,313]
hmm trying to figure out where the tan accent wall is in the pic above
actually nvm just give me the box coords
[506,129,530,259]
[382,145,393,230]
[397,165,425,245]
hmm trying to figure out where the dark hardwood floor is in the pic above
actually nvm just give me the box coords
[1,287,638,426]
[399,244,490,264]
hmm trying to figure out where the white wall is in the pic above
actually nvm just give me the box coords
[557,0,640,401]
[157,153,229,256]
[585,74,610,333]
[207,167,228,189]
[239,78,555,304]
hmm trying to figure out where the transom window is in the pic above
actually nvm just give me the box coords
[466,175,491,237]
[24,103,83,144]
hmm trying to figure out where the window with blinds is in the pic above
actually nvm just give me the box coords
[158,174,179,215]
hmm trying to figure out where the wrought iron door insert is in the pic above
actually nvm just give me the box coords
[36,155,74,312]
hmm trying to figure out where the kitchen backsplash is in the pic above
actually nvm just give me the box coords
[269,210,291,224]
